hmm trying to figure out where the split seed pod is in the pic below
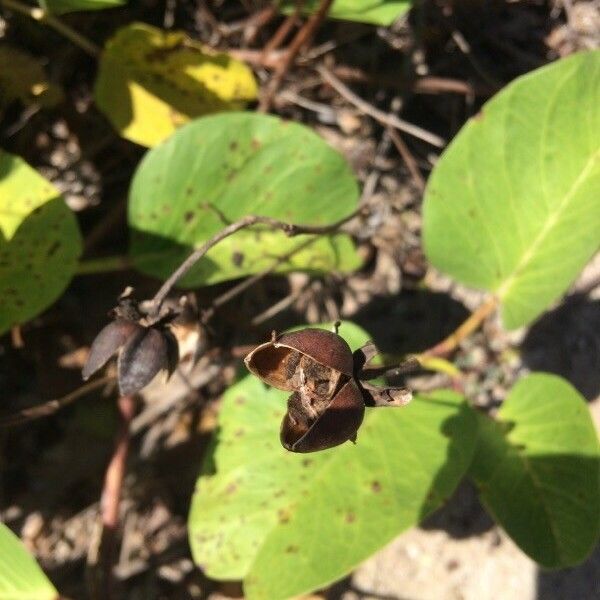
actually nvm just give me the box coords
[82,290,179,396]
[245,329,365,453]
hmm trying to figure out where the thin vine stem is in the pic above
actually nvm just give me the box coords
[0,375,115,427]
[149,207,367,316]
[358,295,499,381]
[419,295,499,358]
[97,393,136,600]
[0,0,100,57]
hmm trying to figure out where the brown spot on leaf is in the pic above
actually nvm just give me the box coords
[225,483,237,495]
[285,545,299,553]
[145,43,184,62]
[229,141,238,151]
[46,241,61,257]
[231,251,244,267]
[345,512,356,524]
[371,481,382,493]
[277,509,290,524]
[251,138,261,150]
[184,211,195,223]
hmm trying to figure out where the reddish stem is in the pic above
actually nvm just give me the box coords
[258,0,334,112]
[96,394,136,599]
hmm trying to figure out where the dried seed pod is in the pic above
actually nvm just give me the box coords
[82,319,141,381]
[281,379,364,453]
[82,288,181,396]
[118,326,179,396]
[245,329,363,453]
[245,329,354,389]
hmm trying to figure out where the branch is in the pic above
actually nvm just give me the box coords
[317,65,446,148]
[259,0,334,112]
[358,357,422,381]
[357,295,499,382]
[92,394,136,600]
[0,375,115,427]
[201,236,318,324]
[387,128,426,191]
[0,0,101,57]
[149,207,366,316]
[261,1,304,56]
[420,295,499,358]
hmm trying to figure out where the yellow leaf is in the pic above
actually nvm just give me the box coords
[94,23,258,147]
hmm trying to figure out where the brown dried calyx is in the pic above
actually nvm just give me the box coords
[245,328,412,453]
[82,289,179,396]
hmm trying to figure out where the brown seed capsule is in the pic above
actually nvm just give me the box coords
[82,288,185,397]
[118,326,179,396]
[245,329,364,453]
[281,379,364,452]
[82,319,142,381]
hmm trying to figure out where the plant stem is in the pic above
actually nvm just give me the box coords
[420,295,499,358]
[258,0,334,112]
[317,65,446,147]
[201,236,318,323]
[0,375,115,427]
[0,0,100,57]
[358,295,499,381]
[149,207,366,316]
[358,357,422,381]
[96,394,136,600]
[77,255,131,275]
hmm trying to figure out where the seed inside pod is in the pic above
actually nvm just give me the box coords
[245,328,363,452]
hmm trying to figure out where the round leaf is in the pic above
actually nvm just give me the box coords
[188,323,478,599]
[0,150,82,335]
[0,522,58,600]
[94,23,258,147]
[423,51,600,329]
[469,373,600,568]
[129,113,361,286]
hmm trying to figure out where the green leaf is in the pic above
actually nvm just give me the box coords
[39,0,125,14]
[189,322,478,600]
[94,23,258,147]
[0,150,82,335]
[0,522,58,600]
[279,0,410,25]
[469,373,600,568]
[129,112,361,286]
[423,51,600,329]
